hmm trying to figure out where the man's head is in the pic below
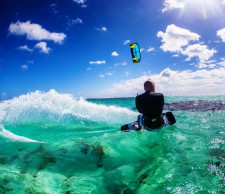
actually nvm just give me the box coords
[144,79,155,92]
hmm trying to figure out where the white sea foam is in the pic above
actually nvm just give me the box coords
[0,125,40,143]
[0,90,138,126]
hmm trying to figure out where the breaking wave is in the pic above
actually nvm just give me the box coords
[0,125,40,143]
[0,89,138,127]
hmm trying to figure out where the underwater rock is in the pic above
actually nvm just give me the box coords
[80,145,89,154]
[136,169,151,185]
[11,155,19,161]
[38,152,56,170]
[207,161,225,168]
[59,148,67,154]
[164,100,225,111]
[80,143,104,168]
[0,185,13,193]
[209,149,225,160]
[0,155,7,164]
[25,145,45,160]
[91,146,104,168]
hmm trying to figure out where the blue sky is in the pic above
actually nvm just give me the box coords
[1,0,225,99]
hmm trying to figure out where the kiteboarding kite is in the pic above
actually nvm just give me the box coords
[130,43,141,63]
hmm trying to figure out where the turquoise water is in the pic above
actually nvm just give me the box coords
[0,90,225,193]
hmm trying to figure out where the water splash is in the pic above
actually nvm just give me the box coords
[0,125,40,143]
[0,90,138,127]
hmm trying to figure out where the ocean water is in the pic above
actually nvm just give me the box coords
[0,90,225,193]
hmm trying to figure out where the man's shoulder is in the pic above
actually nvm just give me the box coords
[136,92,164,102]
[137,92,164,97]
[151,92,164,97]
[136,92,146,99]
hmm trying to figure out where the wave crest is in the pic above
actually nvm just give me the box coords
[0,90,137,126]
[0,125,40,142]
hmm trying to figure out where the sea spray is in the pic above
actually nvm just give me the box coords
[0,90,138,127]
[0,125,40,143]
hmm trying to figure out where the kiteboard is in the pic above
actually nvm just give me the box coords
[121,112,176,132]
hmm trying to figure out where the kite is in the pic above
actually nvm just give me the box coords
[130,43,141,63]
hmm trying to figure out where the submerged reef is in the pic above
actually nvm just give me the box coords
[165,100,225,111]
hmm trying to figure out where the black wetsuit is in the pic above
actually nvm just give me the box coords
[136,92,165,129]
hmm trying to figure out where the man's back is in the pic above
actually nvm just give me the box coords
[136,92,164,118]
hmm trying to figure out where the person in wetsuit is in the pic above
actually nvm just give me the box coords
[135,80,165,130]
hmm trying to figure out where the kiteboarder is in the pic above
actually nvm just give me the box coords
[120,43,175,132]
[135,79,165,130]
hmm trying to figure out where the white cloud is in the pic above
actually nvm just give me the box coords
[214,57,225,67]
[9,21,66,44]
[217,61,225,67]
[162,0,185,13]
[182,44,217,62]
[223,0,225,4]
[194,58,225,69]
[97,67,225,97]
[194,59,218,69]
[111,51,119,56]
[115,61,127,66]
[73,0,87,7]
[140,48,145,52]
[147,47,155,52]
[35,42,51,53]
[124,40,131,45]
[1,92,7,100]
[157,24,216,64]
[95,27,107,32]
[86,67,92,71]
[89,60,106,65]
[172,54,179,57]
[27,60,34,64]
[21,65,28,70]
[205,60,217,64]
[1,92,7,97]
[50,3,59,14]
[195,63,208,69]
[143,71,151,76]
[68,18,83,26]
[73,0,85,3]
[125,71,130,76]
[217,28,225,42]
[74,0,85,3]
[102,27,107,31]
[99,72,112,78]
[18,45,33,52]
[214,40,220,43]
[157,24,200,52]
[195,63,216,69]
[50,3,56,9]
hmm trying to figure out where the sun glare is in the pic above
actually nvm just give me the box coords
[182,0,223,19]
